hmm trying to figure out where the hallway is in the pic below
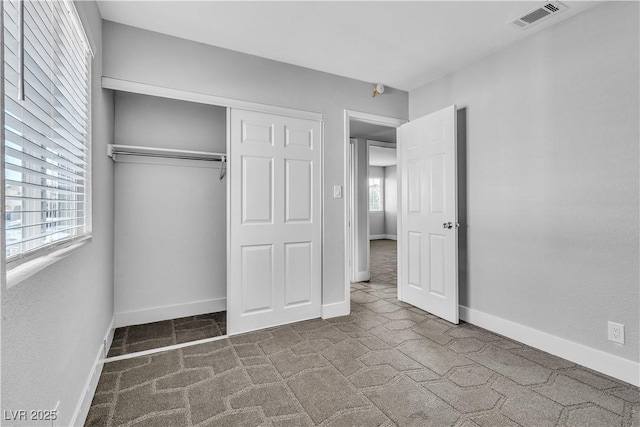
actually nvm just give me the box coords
[367,239,397,287]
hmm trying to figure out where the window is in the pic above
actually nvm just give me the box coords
[368,178,383,212]
[3,0,92,264]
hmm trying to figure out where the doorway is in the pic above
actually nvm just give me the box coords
[344,106,460,323]
[344,111,405,313]
[368,143,398,287]
[352,140,397,281]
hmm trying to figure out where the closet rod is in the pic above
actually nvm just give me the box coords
[107,144,226,163]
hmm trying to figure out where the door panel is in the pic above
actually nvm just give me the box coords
[230,109,322,335]
[429,155,445,214]
[429,234,446,296]
[242,121,274,145]
[241,244,273,313]
[242,156,273,224]
[408,160,422,213]
[285,126,314,149]
[399,105,458,324]
[408,232,422,288]
[285,242,313,306]
[285,160,312,222]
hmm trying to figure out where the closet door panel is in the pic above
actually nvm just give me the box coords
[284,241,313,307]
[241,156,273,224]
[240,244,274,313]
[285,159,312,223]
[229,109,322,335]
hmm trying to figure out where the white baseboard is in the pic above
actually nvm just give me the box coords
[460,306,640,387]
[370,234,397,241]
[322,300,350,319]
[115,298,227,328]
[70,315,115,426]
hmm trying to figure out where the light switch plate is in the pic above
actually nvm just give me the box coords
[333,185,342,198]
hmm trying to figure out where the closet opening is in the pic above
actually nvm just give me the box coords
[108,92,229,358]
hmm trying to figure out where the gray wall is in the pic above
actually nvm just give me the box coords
[114,92,226,151]
[113,93,227,322]
[103,21,409,304]
[368,166,385,236]
[384,165,397,237]
[409,2,639,361]
[1,2,115,425]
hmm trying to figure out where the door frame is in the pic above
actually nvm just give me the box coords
[343,110,406,313]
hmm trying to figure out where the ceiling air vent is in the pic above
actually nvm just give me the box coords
[509,1,568,30]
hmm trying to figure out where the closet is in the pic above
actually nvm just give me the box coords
[111,92,228,330]
[105,81,325,342]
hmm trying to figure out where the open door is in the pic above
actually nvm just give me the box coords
[228,108,322,335]
[398,105,458,324]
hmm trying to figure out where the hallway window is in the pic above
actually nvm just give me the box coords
[3,0,92,264]
[368,178,383,212]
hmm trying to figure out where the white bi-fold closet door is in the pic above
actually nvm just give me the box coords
[228,109,323,335]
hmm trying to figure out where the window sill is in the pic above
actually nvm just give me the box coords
[6,236,93,289]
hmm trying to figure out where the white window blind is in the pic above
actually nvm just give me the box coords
[3,0,91,263]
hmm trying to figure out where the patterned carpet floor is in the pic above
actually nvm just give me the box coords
[369,239,397,286]
[86,240,639,426]
[108,312,227,357]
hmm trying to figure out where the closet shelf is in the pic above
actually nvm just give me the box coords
[107,144,226,162]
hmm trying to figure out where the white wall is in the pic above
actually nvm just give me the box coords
[368,166,385,237]
[410,2,639,363]
[1,2,115,425]
[384,165,397,237]
[113,93,227,325]
[103,21,409,306]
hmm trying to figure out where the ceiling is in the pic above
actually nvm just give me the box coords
[369,146,397,167]
[97,1,599,91]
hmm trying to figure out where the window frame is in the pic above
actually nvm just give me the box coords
[368,177,383,212]
[3,0,93,286]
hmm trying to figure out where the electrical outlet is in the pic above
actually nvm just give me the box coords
[333,185,342,199]
[608,321,624,345]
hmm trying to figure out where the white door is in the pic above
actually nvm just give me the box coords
[351,138,370,283]
[398,105,458,324]
[228,109,322,335]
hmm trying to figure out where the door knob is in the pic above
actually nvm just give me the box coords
[443,222,453,229]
